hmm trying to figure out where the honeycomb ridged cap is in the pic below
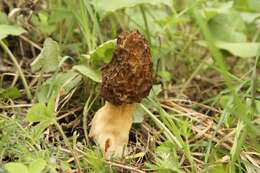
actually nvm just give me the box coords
[101,31,154,105]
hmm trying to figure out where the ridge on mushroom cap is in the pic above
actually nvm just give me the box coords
[101,31,154,105]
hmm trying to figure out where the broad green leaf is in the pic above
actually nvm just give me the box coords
[87,39,116,63]
[0,24,26,40]
[201,1,233,20]
[28,158,46,173]
[235,0,260,12]
[26,103,52,122]
[4,162,29,173]
[234,0,250,11]
[31,38,61,73]
[133,104,145,123]
[0,87,21,99]
[142,85,162,108]
[73,65,101,83]
[148,84,162,99]
[240,12,260,23]
[36,71,81,103]
[208,11,246,42]
[215,41,260,58]
[133,85,162,124]
[91,0,172,17]
[198,41,260,58]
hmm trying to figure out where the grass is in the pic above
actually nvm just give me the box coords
[0,0,260,173]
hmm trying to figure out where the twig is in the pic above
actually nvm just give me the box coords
[106,160,146,173]
[11,60,23,87]
[57,107,82,120]
[19,35,42,50]
[0,104,32,109]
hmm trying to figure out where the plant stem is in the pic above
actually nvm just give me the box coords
[140,5,151,43]
[0,40,32,99]
[140,103,182,148]
[83,94,97,145]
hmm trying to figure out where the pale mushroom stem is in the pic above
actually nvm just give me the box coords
[89,102,136,159]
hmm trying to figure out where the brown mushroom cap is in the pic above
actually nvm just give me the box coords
[101,31,154,105]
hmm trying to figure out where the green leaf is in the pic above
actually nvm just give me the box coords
[208,11,246,42]
[30,120,52,142]
[4,162,29,173]
[142,85,162,108]
[73,65,101,83]
[240,12,260,23]
[148,84,162,99]
[91,0,172,17]
[234,0,250,11]
[133,104,145,123]
[31,12,56,34]
[28,158,46,173]
[37,71,81,103]
[31,38,61,73]
[87,39,116,63]
[215,41,260,58]
[0,24,26,40]
[235,0,260,12]
[49,8,73,23]
[198,41,260,58]
[47,97,56,116]
[201,1,233,20]
[26,103,52,122]
[0,87,21,99]
[146,141,184,173]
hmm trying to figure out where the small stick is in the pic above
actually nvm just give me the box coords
[106,160,146,173]
[19,35,42,50]
[0,104,32,109]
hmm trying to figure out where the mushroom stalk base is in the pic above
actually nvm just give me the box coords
[89,102,135,159]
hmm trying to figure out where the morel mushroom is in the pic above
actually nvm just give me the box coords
[89,31,153,158]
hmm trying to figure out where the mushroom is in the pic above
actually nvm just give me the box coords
[89,31,153,158]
